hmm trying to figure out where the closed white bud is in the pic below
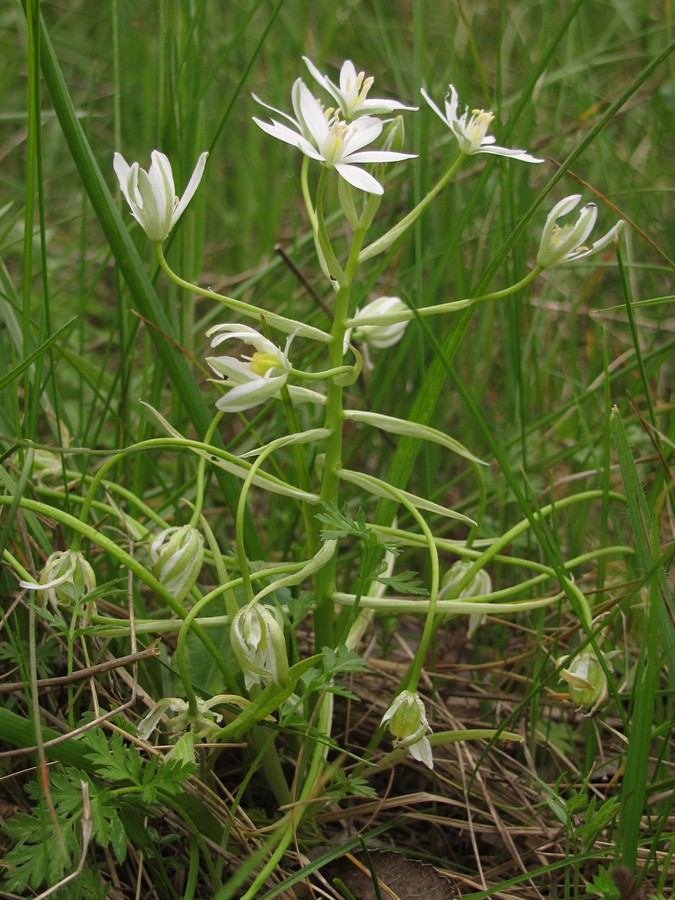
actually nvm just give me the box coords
[351,296,409,350]
[20,550,96,621]
[231,604,289,691]
[440,560,492,637]
[440,560,491,599]
[559,650,609,710]
[150,525,204,603]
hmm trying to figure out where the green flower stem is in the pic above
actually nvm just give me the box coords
[235,429,329,605]
[279,385,320,561]
[333,591,561,616]
[176,580,241,709]
[344,268,543,328]
[87,548,340,637]
[366,481,439,692]
[37,473,169,535]
[437,489,626,599]
[313,212,369,648]
[190,411,224,528]
[237,694,335,900]
[372,728,524,771]
[154,243,332,343]
[358,152,466,263]
[314,170,345,283]
[4,548,34,583]
[75,437,318,547]
[199,514,239,622]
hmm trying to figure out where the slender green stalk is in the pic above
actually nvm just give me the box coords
[155,243,331,342]
[313,214,369,648]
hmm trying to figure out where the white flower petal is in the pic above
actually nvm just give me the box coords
[172,151,209,226]
[407,735,434,769]
[334,163,383,194]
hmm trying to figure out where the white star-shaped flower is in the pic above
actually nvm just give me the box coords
[421,84,543,163]
[253,81,415,194]
[303,57,416,119]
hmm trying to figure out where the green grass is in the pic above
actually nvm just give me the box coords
[0,0,673,897]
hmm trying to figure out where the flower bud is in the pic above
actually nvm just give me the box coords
[150,526,204,603]
[439,560,491,599]
[231,604,289,691]
[113,150,208,242]
[31,449,62,484]
[381,115,406,152]
[20,550,97,621]
[351,296,409,350]
[559,651,608,709]
[439,560,492,637]
[381,690,434,769]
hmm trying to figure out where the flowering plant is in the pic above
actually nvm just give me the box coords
[2,33,638,899]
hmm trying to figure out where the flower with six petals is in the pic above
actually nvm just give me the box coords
[20,549,97,622]
[253,81,415,194]
[421,84,543,163]
[206,324,293,413]
[137,695,230,741]
[303,57,416,119]
[113,149,208,242]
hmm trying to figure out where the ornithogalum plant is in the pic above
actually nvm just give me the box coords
[109,64,624,890]
[4,50,627,900]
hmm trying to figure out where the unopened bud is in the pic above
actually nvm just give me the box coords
[20,550,97,621]
[559,651,608,709]
[440,560,492,637]
[439,560,491,599]
[381,115,406,153]
[231,604,289,691]
[150,526,204,603]
[351,296,409,350]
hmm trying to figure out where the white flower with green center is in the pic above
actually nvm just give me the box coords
[253,80,416,194]
[421,84,543,163]
[113,149,208,242]
[303,57,416,119]
[381,690,434,769]
[206,324,293,412]
[537,194,624,269]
